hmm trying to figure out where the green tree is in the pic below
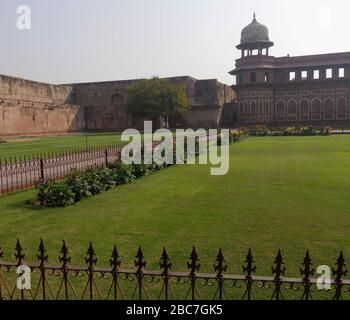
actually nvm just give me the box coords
[125,77,190,127]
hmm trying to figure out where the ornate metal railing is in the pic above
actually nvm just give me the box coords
[0,133,221,195]
[0,239,349,300]
[0,145,125,195]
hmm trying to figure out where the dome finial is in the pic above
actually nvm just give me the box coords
[253,12,256,21]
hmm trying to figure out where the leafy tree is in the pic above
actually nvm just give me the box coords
[125,77,190,126]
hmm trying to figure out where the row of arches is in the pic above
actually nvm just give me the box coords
[239,97,348,115]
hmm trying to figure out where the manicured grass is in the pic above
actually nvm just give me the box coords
[1,135,350,298]
[0,132,123,160]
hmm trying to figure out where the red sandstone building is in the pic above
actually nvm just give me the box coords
[230,14,350,128]
[2,14,350,138]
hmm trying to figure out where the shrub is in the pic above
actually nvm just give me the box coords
[320,127,332,136]
[230,129,241,143]
[43,181,75,207]
[132,163,152,178]
[83,168,108,195]
[66,170,92,202]
[114,160,136,185]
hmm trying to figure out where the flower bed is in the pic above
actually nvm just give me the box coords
[239,126,332,137]
[34,133,241,207]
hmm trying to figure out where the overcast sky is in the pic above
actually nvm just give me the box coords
[0,0,349,85]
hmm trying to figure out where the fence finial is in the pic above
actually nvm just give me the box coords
[272,249,286,280]
[85,242,97,268]
[243,248,256,276]
[59,240,71,268]
[160,247,172,275]
[110,245,121,271]
[333,251,347,282]
[37,238,48,266]
[187,246,200,275]
[134,246,146,272]
[14,239,25,265]
[300,250,314,281]
[214,248,227,278]
[333,251,347,300]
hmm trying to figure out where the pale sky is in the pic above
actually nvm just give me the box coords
[1,0,349,85]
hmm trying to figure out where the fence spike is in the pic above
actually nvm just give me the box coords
[37,238,48,266]
[272,249,286,280]
[160,247,172,275]
[187,246,200,275]
[14,238,25,265]
[214,248,227,278]
[85,242,97,268]
[300,250,314,300]
[59,240,71,268]
[134,246,146,272]
[243,248,256,276]
[300,250,314,280]
[110,245,121,271]
[333,251,347,282]
[333,251,347,300]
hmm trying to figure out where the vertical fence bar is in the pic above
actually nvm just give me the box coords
[14,239,25,300]
[105,149,108,167]
[37,239,48,300]
[271,250,286,300]
[110,246,121,300]
[300,251,314,300]
[134,247,146,300]
[58,241,71,300]
[214,249,227,300]
[85,243,97,300]
[187,247,200,300]
[242,249,256,300]
[333,251,347,300]
[160,248,172,300]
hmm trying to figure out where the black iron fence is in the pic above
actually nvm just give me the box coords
[0,239,349,300]
[0,145,124,195]
[0,133,221,195]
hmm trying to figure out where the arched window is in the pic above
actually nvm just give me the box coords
[276,101,285,114]
[337,97,347,113]
[245,101,249,114]
[300,100,309,114]
[259,101,264,114]
[265,100,270,114]
[250,101,257,114]
[311,99,321,113]
[239,102,244,114]
[324,98,334,113]
[287,100,297,114]
[111,92,124,106]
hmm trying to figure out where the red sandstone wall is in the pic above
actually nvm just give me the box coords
[0,75,84,137]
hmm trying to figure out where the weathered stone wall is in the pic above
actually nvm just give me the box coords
[0,75,85,137]
[0,74,236,137]
[0,75,73,104]
[184,79,236,128]
[72,77,236,131]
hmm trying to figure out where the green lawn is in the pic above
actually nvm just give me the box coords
[1,135,350,298]
[0,132,123,160]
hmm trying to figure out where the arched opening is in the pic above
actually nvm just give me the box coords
[324,98,335,120]
[287,100,297,114]
[276,101,285,114]
[311,99,321,113]
[337,97,347,113]
[111,92,124,106]
[300,100,309,114]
